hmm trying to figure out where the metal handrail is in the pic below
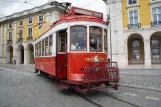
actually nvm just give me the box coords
[128,23,141,29]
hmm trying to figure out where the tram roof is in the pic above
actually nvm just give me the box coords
[35,6,108,42]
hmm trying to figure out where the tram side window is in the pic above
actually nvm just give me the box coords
[35,44,38,57]
[89,26,102,52]
[49,35,52,55]
[59,34,66,52]
[37,43,39,56]
[45,37,49,56]
[104,29,108,52]
[39,41,41,56]
[42,39,44,56]
[70,26,87,51]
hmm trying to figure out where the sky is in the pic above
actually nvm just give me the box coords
[0,0,106,19]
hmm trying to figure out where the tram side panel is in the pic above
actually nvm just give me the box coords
[35,56,56,76]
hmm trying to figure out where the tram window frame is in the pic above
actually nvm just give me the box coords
[35,44,38,57]
[89,26,103,52]
[59,33,66,52]
[49,35,53,55]
[38,41,41,56]
[104,29,108,52]
[45,37,49,56]
[42,39,44,56]
[70,26,87,51]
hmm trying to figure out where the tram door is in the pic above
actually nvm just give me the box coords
[57,31,67,79]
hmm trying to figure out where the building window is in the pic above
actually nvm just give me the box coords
[152,48,160,59]
[70,26,87,51]
[129,10,140,29]
[28,28,32,37]
[28,18,32,24]
[152,7,161,26]
[9,23,12,29]
[39,15,43,29]
[39,15,43,22]
[49,35,52,55]
[128,0,137,5]
[19,29,23,38]
[132,40,140,60]
[89,26,102,52]
[20,20,23,26]
[152,40,160,47]
[8,31,12,40]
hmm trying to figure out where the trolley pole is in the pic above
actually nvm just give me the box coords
[103,0,112,62]
[109,8,112,62]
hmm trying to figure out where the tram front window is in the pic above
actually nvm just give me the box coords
[70,26,87,51]
[89,26,102,52]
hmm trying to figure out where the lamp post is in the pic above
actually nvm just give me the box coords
[103,0,112,62]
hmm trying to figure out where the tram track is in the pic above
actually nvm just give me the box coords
[99,91,140,107]
[77,93,103,107]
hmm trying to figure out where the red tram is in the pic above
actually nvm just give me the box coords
[34,6,120,93]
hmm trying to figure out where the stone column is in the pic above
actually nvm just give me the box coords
[13,21,17,44]
[24,45,30,64]
[144,40,151,65]
[4,25,6,58]
[124,40,128,65]
[0,25,2,57]
[16,47,21,64]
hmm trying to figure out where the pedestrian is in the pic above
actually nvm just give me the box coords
[14,59,16,65]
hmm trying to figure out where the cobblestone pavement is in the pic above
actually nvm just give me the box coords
[120,69,161,92]
[0,64,161,107]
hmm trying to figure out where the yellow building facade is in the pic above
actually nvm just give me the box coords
[105,0,161,65]
[0,1,65,64]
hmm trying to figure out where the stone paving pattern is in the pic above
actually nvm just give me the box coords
[0,64,161,107]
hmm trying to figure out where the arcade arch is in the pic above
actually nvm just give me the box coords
[150,32,161,64]
[127,34,144,64]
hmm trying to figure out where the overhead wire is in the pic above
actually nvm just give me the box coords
[0,0,24,3]
[81,0,100,8]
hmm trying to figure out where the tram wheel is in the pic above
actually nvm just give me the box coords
[34,69,39,73]
[40,71,49,77]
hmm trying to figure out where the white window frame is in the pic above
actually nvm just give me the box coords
[19,20,23,26]
[19,29,23,38]
[9,23,12,29]
[38,15,44,29]
[28,17,32,25]
[8,31,12,40]
[38,15,44,23]
[151,6,161,23]
[128,7,140,23]
[28,27,32,37]
[127,0,138,5]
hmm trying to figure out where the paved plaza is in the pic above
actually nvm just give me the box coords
[0,64,161,107]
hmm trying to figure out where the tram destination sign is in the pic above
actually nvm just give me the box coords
[72,7,103,19]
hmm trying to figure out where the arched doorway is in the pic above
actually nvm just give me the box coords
[28,44,34,64]
[150,32,161,64]
[7,46,13,63]
[19,45,24,64]
[127,34,144,64]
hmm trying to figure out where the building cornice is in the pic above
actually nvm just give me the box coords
[0,1,66,24]
[149,0,161,5]
[124,26,161,33]
[105,0,121,4]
